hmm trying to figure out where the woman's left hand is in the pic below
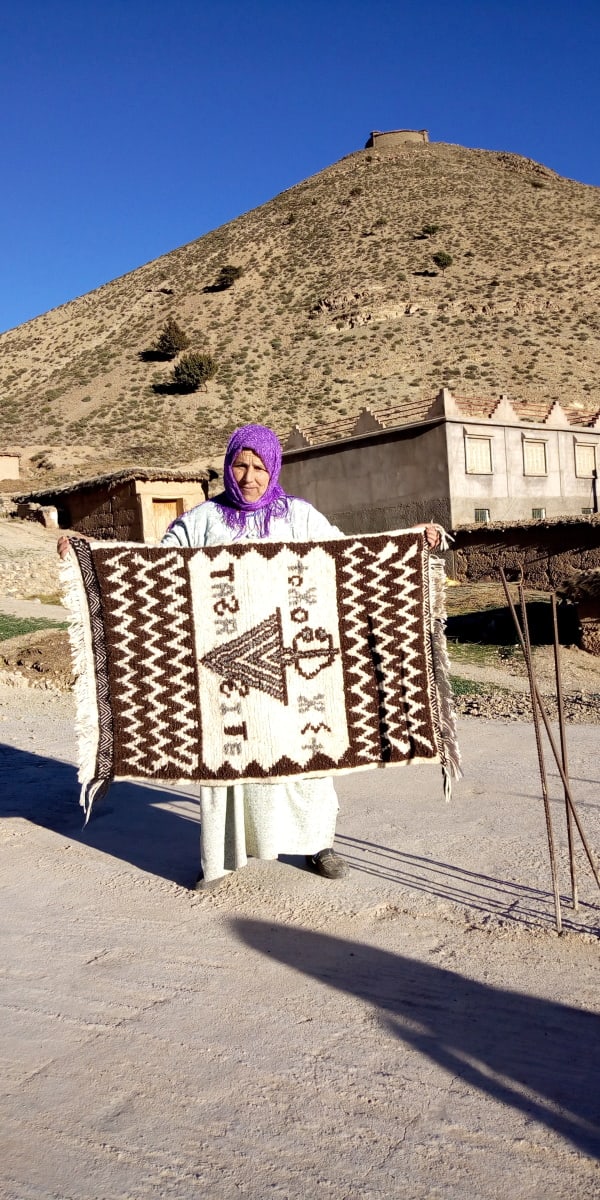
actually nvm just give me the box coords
[425,524,441,550]
[413,523,441,550]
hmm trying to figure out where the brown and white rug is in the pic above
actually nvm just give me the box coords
[62,531,460,817]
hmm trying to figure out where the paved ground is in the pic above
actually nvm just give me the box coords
[1,687,599,1199]
[0,597,66,620]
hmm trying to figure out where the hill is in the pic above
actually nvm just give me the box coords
[1,138,600,485]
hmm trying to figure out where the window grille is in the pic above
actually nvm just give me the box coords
[474,508,491,524]
[465,436,492,474]
[581,507,593,515]
[523,440,547,476]
[574,442,597,478]
[531,507,546,519]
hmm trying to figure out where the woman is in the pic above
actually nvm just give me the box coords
[161,424,349,888]
[60,423,441,889]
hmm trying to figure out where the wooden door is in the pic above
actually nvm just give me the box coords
[152,498,183,541]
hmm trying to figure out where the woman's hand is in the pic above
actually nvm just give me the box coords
[412,524,441,550]
[57,536,71,559]
[424,524,441,550]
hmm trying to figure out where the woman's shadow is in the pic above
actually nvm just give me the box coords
[0,743,200,886]
[233,917,600,1159]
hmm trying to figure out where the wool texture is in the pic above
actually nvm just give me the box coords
[62,530,461,819]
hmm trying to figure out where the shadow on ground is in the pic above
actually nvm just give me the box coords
[335,833,600,936]
[232,917,600,1159]
[446,601,578,646]
[1,746,598,934]
[0,744,199,886]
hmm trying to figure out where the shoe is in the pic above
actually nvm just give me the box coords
[305,848,348,880]
[192,873,227,892]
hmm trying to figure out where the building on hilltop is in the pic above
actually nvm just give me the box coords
[365,129,429,150]
[0,453,20,481]
[17,467,217,543]
[281,388,600,533]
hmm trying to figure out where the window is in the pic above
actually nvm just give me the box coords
[532,507,546,519]
[574,441,597,478]
[474,508,491,524]
[523,439,547,476]
[582,507,593,515]
[465,436,492,474]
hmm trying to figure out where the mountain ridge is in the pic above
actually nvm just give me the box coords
[2,139,599,485]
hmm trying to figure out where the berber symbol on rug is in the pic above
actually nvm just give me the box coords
[61,530,461,818]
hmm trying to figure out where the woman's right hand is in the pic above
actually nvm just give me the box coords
[57,536,71,560]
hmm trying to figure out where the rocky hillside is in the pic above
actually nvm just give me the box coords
[2,139,600,485]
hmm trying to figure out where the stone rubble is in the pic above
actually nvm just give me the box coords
[454,687,599,724]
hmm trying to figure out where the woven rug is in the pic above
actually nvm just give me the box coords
[62,531,460,816]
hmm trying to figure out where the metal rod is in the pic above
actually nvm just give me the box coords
[500,570,600,891]
[515,577,563,932]
[552,592,579,910]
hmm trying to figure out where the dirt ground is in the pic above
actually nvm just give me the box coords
[1,524,599,1197]
[0,627,73,690]
[1,686,599,1199]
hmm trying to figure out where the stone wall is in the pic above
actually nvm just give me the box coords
[365,130,429,150]
[16,502,59,529]
[450,522,600,589]
[578,604,600,655]
[64,481,142,540]
[281,423,451,534]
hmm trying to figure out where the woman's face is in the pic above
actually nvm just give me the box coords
[232,449,270,502]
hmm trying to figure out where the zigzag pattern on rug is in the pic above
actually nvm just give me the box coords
[97,548,200,777]
[62,529,461,813]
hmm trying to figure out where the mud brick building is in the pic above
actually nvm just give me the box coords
[18,468,217,543]
[557,566,600,655]
[449,514,600,588]
[0,453,20,481]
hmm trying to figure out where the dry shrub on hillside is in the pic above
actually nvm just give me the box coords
[169,351,218,394]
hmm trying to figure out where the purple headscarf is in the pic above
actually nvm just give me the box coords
[215,424,290,537]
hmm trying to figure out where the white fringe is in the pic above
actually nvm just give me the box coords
[80,777,110,825]
[429,555,463,797]
[59,551,102,820]
[430,523,454,552]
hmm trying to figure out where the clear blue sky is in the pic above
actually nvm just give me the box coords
[1,0,599,333]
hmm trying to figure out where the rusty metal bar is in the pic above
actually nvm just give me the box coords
[515,577,563,932]
[500,569,600,892]
[552,592,578,910]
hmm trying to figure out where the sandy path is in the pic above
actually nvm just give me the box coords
[1,688,599,1199]
[0,597,66,620]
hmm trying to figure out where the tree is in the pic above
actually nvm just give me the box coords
[432,251,453,273]
[171,351,217,393]
[216,264,243,290]
[153,316,190,360]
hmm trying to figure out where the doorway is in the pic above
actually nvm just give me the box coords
[152,497,184,541]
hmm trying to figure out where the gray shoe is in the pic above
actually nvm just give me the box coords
[306,848,348,879]
[192,873,227,892]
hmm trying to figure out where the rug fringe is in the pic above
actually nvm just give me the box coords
[429,555,462,797]
[430,523,454,552]
[80,777,110,825]
[60,551,102,814]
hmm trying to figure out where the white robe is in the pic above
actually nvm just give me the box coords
[162,497,342,881]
